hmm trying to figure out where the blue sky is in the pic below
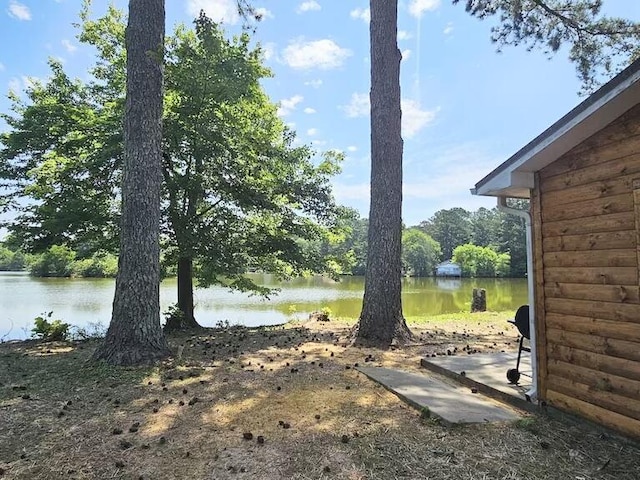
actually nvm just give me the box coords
[2,0,640,226]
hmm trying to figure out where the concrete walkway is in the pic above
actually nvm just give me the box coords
[420,352,533,405]
[358,367,521,425]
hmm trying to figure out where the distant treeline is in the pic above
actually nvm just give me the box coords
[1,202,526,279]
[319,203,528,278]
[0,245,118,278]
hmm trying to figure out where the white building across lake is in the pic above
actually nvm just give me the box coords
[435,260,461,277]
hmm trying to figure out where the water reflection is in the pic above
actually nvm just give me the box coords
[0,272,527,340]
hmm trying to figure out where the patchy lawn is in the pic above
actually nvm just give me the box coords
[1,317,639,479]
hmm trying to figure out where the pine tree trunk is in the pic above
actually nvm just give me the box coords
[354,0,413,347]
[165,256,202,331]
[93,0,170,365]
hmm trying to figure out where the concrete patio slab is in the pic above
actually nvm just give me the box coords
[420,352,534,410]
[357,366,521,425]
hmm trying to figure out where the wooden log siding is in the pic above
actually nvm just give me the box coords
[537,105,640,438]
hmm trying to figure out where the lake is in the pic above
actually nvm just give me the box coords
[0,272,528,340]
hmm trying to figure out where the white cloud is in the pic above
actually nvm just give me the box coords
[312,139,327,147]
[347,146,358,152]
[282,39,351,70]
[186,0,239,24]
[408,0,441,18]
[401,100,438,138]
[8,0,31,20]
[255,7,273,19]
[307,128,318,136]
[350,7,370,23]
[277,94,304,116]
[342,92,369,118]
[61,39,77,53]
[443,22,454,35]
[0,62,5,71]
[333,182,370,202]
[296,1,320,13]
[402,49,412,61]
[305,79,323,88]
[303,107,316,114]
[398,30,412,41]
[342,93,437,138]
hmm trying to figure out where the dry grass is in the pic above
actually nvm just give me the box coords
[1,317,639,480]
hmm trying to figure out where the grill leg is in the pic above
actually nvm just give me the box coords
[515,336,525,372]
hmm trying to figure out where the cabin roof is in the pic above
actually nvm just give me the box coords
[471,59,640,199]
[436,260,460,268]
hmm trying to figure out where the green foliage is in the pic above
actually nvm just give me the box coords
[163,303,185,327]
[416,205,526,277]
[470,207,500,248]
[452,243,510,278]
[31,311,70,342]
[401,228,441,277]
[0,8,347,309]
[0,245,27,271]
[29,245,76,277]
[69,321,107,340]
[72,251,118,277]
[419,208,471,261]
[454,0,640,93]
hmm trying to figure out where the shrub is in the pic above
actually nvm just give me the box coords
[31,311,70,342]
[70,321,107,340]
[163,303,185,326]
[73,251,118,278]
[0,246,27,271]
[29,245,76,277]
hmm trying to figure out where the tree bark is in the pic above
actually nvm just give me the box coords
[354,0,413,347]
[165,256,202,331]
[93,0,170,365]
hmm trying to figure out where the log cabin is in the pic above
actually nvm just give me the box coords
[472,59,640,438]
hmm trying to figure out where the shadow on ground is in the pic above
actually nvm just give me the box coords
[1,320,638,479]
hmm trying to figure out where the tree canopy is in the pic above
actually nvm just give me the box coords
[454,0,640,93]
[0,6,347,330]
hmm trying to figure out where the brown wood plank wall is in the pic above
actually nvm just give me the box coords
[537,104,640,437]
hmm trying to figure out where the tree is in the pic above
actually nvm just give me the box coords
[92,0,171,365]
[354,0,413,347]
[420,208,472,261]
[0,7,348,331]
[355,1,640,347]
[454,0,640,93]
[161,16,346,329]
[470,207,500,248]
[452,243,509,277]
[402,228,441,277]
[497,200,528,277]
[0,61,121,256]
[314,209,369,276]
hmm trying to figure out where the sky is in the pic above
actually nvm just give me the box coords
[1,0,640,226]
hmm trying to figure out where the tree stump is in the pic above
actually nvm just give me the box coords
[471,288,487,312]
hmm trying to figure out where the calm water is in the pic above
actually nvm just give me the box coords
[0,272,527,340]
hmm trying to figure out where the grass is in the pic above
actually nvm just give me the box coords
[310,309,518,327]
[1,316,638,479]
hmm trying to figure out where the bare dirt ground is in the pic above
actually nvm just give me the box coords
[1,316,639,480]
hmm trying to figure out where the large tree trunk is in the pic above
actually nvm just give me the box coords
[93,0,170,365]
[354,0,412,347]
[165,256,202,331]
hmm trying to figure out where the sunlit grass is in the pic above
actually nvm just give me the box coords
[305,309,517,327]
